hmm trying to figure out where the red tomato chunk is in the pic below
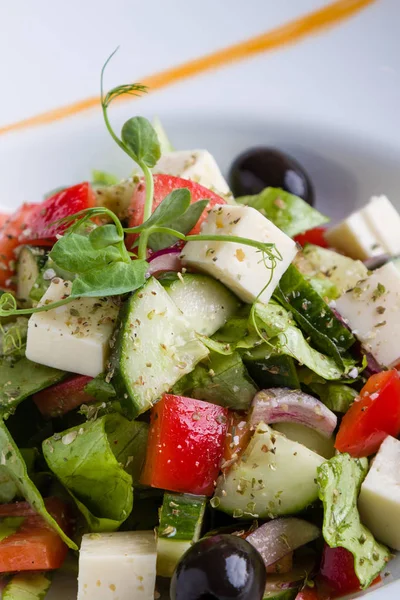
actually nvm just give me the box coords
[126,174,226,250]
[33,375,95,418]
[0,203,39,289]
[335,369,400,457]
[20,182,96,246]
[140,394,228,496]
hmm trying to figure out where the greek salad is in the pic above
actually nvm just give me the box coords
[1,62,400,600]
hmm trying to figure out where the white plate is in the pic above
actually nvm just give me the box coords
[1,1,400,598]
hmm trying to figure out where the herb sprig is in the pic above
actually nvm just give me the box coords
[0,51,282,319]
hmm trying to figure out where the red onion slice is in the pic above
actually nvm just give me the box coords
[249,388,337,438]
[247,517,320,569]
[147,249,182,276]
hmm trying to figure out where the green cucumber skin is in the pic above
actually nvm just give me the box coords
[111,278,208,419]
[16,246,48,304]
[214,424,324,519]
[157,492,206,577]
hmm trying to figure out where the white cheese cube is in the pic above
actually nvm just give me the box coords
[359,436,400,550]
[77,531,157,600]
[26,280,119,377]
[335,262,400,368]
[363,195,400,256]
[181,205,298,304]
[154,150,232,199]
[325,195,400,260]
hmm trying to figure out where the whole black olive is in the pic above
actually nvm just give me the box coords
[229,147,314,205]
[170,533,267,600]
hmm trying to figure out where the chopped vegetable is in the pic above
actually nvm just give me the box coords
[33,375,95,418]
[335,369,400,457]
[249,388,337,437]
[141,394,228,496]
[0,498,70,573]
[317,453,390,588]
[43,414,148,531]
[0,203,39,289]
[236,187,329,238]
[19,183,96,246]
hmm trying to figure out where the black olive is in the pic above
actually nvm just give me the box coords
[229,147,314,205]
[170,533,267,600]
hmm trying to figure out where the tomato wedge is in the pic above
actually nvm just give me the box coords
[19,182,96,246]
[335,369,400,457]
[0,498,69,572]
[140,394,228,496]
[0,203,39,289]
[126,174,226,250]
[294,227,328,248]
[33,375,95,418]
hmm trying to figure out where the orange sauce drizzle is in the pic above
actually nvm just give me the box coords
[0,0,375,136]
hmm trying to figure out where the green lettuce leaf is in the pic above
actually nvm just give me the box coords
[236,187,329,237]
[83,373,116,402]
[43,414,148,532]
[173,351,258,410]
[317,453,391,588]
[0,358,65,417]
[0,447,37,504]
[0,419,76,549]
[298,367,358,412]
[254,302,348,380]
[208,302,351,380]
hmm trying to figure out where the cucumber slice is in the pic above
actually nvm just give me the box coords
[111,277,209,418]
[272,423,335,459]
[275,264,354,356]
[301,244,368,295]
[29,257,75,303]
[157,492,206,577]
[213,423,324,518]
[163,273,240,336]
[16,246,47,305]
[3,572,52,600]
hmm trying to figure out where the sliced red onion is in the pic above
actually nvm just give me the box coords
[249,388,337,438]
[147,249,182,276]
[148,245,183,260]
[247,517,320,569]
[363,351,382,376]
[363,254,391,270]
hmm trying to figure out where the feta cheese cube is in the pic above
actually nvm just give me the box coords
[181,205,298,304]
[359,436,400,550]
[77,531,156,600]
[325,195,400,260]
[335,262,400,368]
[26,280,119,376]
[154,150,232,199]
